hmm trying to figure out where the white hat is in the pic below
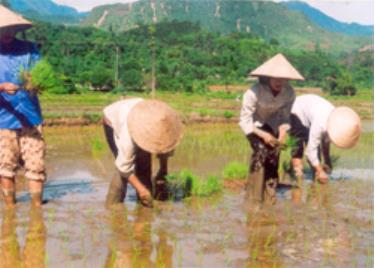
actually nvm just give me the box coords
[327,106,361,149]
[0,5,32,31]
[127,100,184,154]
[250,53,305,80]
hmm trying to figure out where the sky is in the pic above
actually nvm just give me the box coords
[53,0,374,25]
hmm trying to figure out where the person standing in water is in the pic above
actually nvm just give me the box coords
[290,94,361,184]
[0,5,46,207]
[103,98,183,208]
[239,53,304,205]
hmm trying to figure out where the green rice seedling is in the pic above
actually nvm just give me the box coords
[197,108,209,117]
[191,174,222,197]
[20,59,64,94]
[82,113,102,124]
[223,110,234,119]
[47,208,56,224]
[166,169,222,198]
[222,161,248,180]
[278,135,299,181]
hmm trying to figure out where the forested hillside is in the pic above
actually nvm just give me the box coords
[284,1,373,36]
[81,0,372,54]
[26,21,373,95]
[0,0,84,24]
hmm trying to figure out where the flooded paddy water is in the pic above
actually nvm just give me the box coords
[0,122,373,267]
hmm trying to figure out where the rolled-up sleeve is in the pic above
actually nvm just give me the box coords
[305,122,323,166]
[239,89,257,135]
[114,126,136,177]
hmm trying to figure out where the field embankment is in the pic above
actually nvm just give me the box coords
[40,89,373,126]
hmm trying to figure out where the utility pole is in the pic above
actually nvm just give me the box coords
[150,0,157,98]
[151,40,156,98]
[115,46,119,88]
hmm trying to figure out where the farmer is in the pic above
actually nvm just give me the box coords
[0,6,46,207]
[290,94,361,184]
[103,98,183,208]
[239,53,304,205]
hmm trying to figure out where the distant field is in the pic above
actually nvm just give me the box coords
[39,89,373,126]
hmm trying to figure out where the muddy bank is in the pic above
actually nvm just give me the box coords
[43,114,239,126]
[44,115,374,128]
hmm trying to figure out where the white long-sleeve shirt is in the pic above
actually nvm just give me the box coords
[103,98,143,177]
[239,82,295,135]
[291,94,334,166]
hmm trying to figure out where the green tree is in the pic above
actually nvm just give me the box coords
[324,71,357,96]
[90,66,114,90]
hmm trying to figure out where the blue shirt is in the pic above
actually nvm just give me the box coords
[0,39,43,129]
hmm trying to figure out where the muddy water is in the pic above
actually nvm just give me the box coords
[0,123,373,267]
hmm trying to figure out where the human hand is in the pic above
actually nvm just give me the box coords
[322,163,332,174]
[154,170,169,201]
[261,132,278,147]
[315,166,329,184]
[0,83,19,94]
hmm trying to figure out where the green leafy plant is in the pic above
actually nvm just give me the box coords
[277,135,299,151]
[222,161,248,180]
[21,59,64,94]
[223,110,234,119]
[278,135,299,179]
[166,169,222,199]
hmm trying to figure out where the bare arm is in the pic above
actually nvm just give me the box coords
[321,135,332,172]
[0,83,19,94]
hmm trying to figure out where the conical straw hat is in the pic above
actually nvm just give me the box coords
[250,53,304,80]
[127,100,184,154]
[0,5,32,31]
[327,106,361,149]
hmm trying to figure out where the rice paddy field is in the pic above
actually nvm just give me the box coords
[39,90,374,126]
[0,120,373,267]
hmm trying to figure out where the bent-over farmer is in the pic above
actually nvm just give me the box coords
[239,53,304,205]
[0,6,46,207]
[290,94,361,184]
[103,98,183,208]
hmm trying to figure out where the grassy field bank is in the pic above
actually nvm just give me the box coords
[40,89,373,125]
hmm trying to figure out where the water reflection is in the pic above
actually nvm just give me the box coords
[0,208,46,268]
[246,210,282,267]
[307,183,331,209]
[105,206,173,268]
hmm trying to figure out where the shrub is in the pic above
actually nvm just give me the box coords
[323,72,357,96]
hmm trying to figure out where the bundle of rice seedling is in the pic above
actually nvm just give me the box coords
[20,59,63,94]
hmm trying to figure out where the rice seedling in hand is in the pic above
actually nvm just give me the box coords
[20,59,64,94]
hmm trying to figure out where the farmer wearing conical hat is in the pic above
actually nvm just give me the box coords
[0,5,46,207]
[290,94,361,184]
[103,98,183,208]
[239,53,304,205]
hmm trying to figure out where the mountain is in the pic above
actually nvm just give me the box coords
[81,0,372,54]
[283,1,373,36]
[4,0,85,24]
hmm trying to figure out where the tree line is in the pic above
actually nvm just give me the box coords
[24,20,373,95]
